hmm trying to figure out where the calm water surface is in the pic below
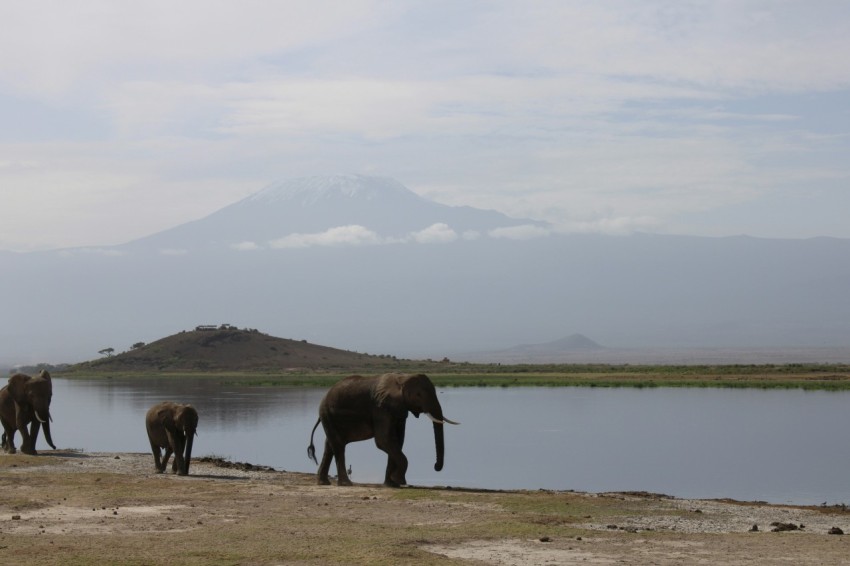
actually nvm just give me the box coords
[46,378,850,505]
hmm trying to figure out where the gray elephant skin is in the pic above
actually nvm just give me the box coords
[308,373,458,487]
[1,370,56,455]
[145,401,198,475]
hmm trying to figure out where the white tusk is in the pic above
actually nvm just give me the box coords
[35,411,47,424]
[425,413,461,425]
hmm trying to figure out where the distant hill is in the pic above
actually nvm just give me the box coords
[70,327,406,372]
[506,334,604,353]
[457,334,607,363]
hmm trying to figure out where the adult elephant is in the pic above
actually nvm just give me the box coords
[145,401,198,475]
[307,373,459,487]
[5,370,56,455]
[0,385,25,453]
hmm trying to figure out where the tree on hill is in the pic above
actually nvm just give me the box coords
[98,347,115,357]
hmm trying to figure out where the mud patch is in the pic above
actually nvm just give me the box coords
[196,456,276,473]
[2,504,190,535]
[424,539,614,565]
[580,497,850,535]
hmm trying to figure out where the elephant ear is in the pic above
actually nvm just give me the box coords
[7,374,31,405]
[373,374,406,415]
[156,406,175,428]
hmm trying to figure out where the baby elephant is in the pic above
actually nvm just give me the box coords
[145,401,198,475]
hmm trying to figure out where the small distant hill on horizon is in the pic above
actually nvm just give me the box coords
[500,334,605,355]
[70,326,407,372]
[455,333,607,364]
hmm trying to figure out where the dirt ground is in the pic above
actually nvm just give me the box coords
[2,451,850,565]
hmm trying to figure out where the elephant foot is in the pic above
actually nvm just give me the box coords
[337,478,354,487]
[318,477,331,485]
[385,474,407,488]
[21,447,37,455]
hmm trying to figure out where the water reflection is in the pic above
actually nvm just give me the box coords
[47,378,850,505]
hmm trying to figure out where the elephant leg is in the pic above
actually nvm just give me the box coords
[2,432,14,454]
[332,443,352,486]
[317,439,334,485]
[28,420,41,453]
[1,423,15,454]
[321,421,353,486]
[376,419,408,488]
[16,409,36,455]
[172,436,185,475]
[150,444,164,473]
[161,447,173,473]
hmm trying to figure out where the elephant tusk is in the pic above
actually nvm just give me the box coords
[35,411,48,424]
[425,413,461,425]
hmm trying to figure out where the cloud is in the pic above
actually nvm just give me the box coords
[410,223,458,244]
[265,223,470,248]
[268,224,463,248]
[230,241,260,251]
[269,225,381,249]
[559,216,661,236]
[488,225,550,240]
[0,2,383,98]
[3,2,850,249]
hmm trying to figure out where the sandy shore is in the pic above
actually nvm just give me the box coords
[2,451,850,565]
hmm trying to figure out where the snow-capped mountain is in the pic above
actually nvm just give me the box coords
[124,175,548,253]
[244,175,417,205]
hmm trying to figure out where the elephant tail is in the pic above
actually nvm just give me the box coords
[307,418,321,465]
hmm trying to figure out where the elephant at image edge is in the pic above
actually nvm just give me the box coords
[3,371,56,455]
[0,385,27,453]
[145,401,198,476]
[307,373,459,487]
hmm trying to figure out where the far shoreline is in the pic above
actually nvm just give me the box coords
[44,362,850,391]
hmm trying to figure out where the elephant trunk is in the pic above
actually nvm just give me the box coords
[433,421,444,472]
[41,416,56,450]
[424,402,458,472]
[183,433,194,475]
[35,404,56,450]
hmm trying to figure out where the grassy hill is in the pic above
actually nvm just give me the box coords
[70,327,407,373]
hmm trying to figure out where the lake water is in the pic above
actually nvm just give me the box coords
[42,378,850,505]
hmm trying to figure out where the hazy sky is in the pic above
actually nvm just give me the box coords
[2,1,849,251]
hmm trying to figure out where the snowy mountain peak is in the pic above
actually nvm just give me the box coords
[244,175,422,207]
[123,174,549,253]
